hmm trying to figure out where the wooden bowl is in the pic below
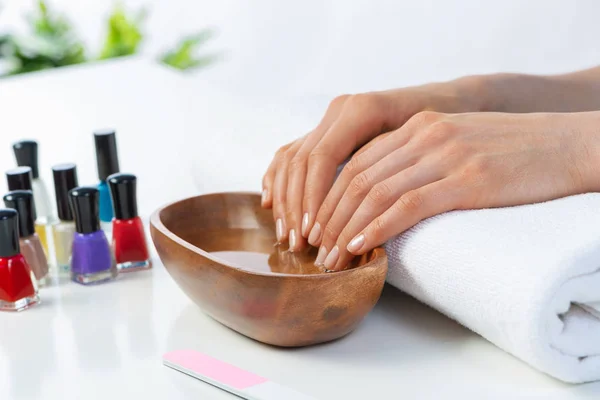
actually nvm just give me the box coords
[150,192,388,347]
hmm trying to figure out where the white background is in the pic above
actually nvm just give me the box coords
[2,0,600,96]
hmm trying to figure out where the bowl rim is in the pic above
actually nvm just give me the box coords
[150,191,387,279]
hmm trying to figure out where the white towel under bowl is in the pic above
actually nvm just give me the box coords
[385,193,600,383]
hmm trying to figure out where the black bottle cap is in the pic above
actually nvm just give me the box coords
[107,173,138,220]
[52,163,79,221]
[3,190,36,238]
[6,166,33,191]
[13,140,40,179]
[94,129,120,181]
[69,187,100,234]
[0,209,20,257]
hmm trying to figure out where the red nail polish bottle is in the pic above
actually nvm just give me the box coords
[0,208,40,312]
[108,173,151,272]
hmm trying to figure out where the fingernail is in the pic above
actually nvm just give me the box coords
[315,245,328,266]
[308,222,321,245]
[301,213,310,237]
[276,218,284,242]
[289,229,297,251]
[347,234,365,253]
[323,245,339,270]
[261,189,268,205]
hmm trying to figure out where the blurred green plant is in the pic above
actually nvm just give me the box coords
[0,0,217,77]
[0,0,86,74]
[160,30,219,71]
[98,4,146,60]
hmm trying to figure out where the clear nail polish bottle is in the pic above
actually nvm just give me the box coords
[6,166,50,257]
[3,190,50,287]
[69,187,117,285]
[51,164,78,276]
[107,173,151,272]
[94,130,120,228]
[12,140,54,224]
[0,209,40,312]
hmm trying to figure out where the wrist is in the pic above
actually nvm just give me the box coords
[446,74,492,112]
[567,111,600,192]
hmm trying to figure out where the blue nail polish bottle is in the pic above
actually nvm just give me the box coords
[94,129,120,223]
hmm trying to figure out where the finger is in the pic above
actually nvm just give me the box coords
[272,141,303,243]
[262,143,292,208]
[346,178,459,256]
[352,131,391,159]
[326,162,444,271]
[309,123,415,248]
[304,94,389,246]
[286,96,350,250]
[318,144,421,263]
[261,157,279,209]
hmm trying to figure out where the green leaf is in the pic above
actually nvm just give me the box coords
[98,4,146,60]
[160,29,218,71]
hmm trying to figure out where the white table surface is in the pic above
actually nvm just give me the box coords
[0,59,599,400]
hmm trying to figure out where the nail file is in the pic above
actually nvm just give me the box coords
[163,350,317,400]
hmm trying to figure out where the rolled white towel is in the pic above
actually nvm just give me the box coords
[385,193,600,383]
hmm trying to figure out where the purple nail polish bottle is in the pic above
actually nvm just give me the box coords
[68,187,117,285]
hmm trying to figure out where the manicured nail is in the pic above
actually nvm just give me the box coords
[315,245,328,266]
[289,229,297,251]
[323,245,339,270]
[261,189,268,205]
[347,234,365,253]
[308,222,321,245]
[301,213,310,237]
[276,218,284,242]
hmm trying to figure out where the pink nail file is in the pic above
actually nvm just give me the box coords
[163,350,316,400]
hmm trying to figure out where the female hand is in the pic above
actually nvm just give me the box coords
[261,78,484,251]
[315,111,600,271]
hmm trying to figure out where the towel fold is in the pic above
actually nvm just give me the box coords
[385,193,600,383]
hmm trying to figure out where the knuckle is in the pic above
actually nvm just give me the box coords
[314,201,331,221]
[308,145,331,162]
[349,172,372,198]
[346,93,384,116]
[284,146,298,159]
[410,110,443,127]
[367,181,393,205]
[420,120,457,144]
[273,190,286,204]
[323,223,340,241]
[276,142,292,156]
[396,190,425,213]
[440,140,467,161]
[371,217,387,238]
[289,154,306,171]
[460,157,490,186]
[330,94,351,109]
[343,156,363,178]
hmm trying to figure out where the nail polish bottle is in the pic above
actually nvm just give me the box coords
[51,164,78,276]
[0,209,40,312]
[13,140,54,223]
[6,166,49,256]
[3,191,50,287]
[69,187,117,285]
[107,173,151,271]
[94,130,120,225]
